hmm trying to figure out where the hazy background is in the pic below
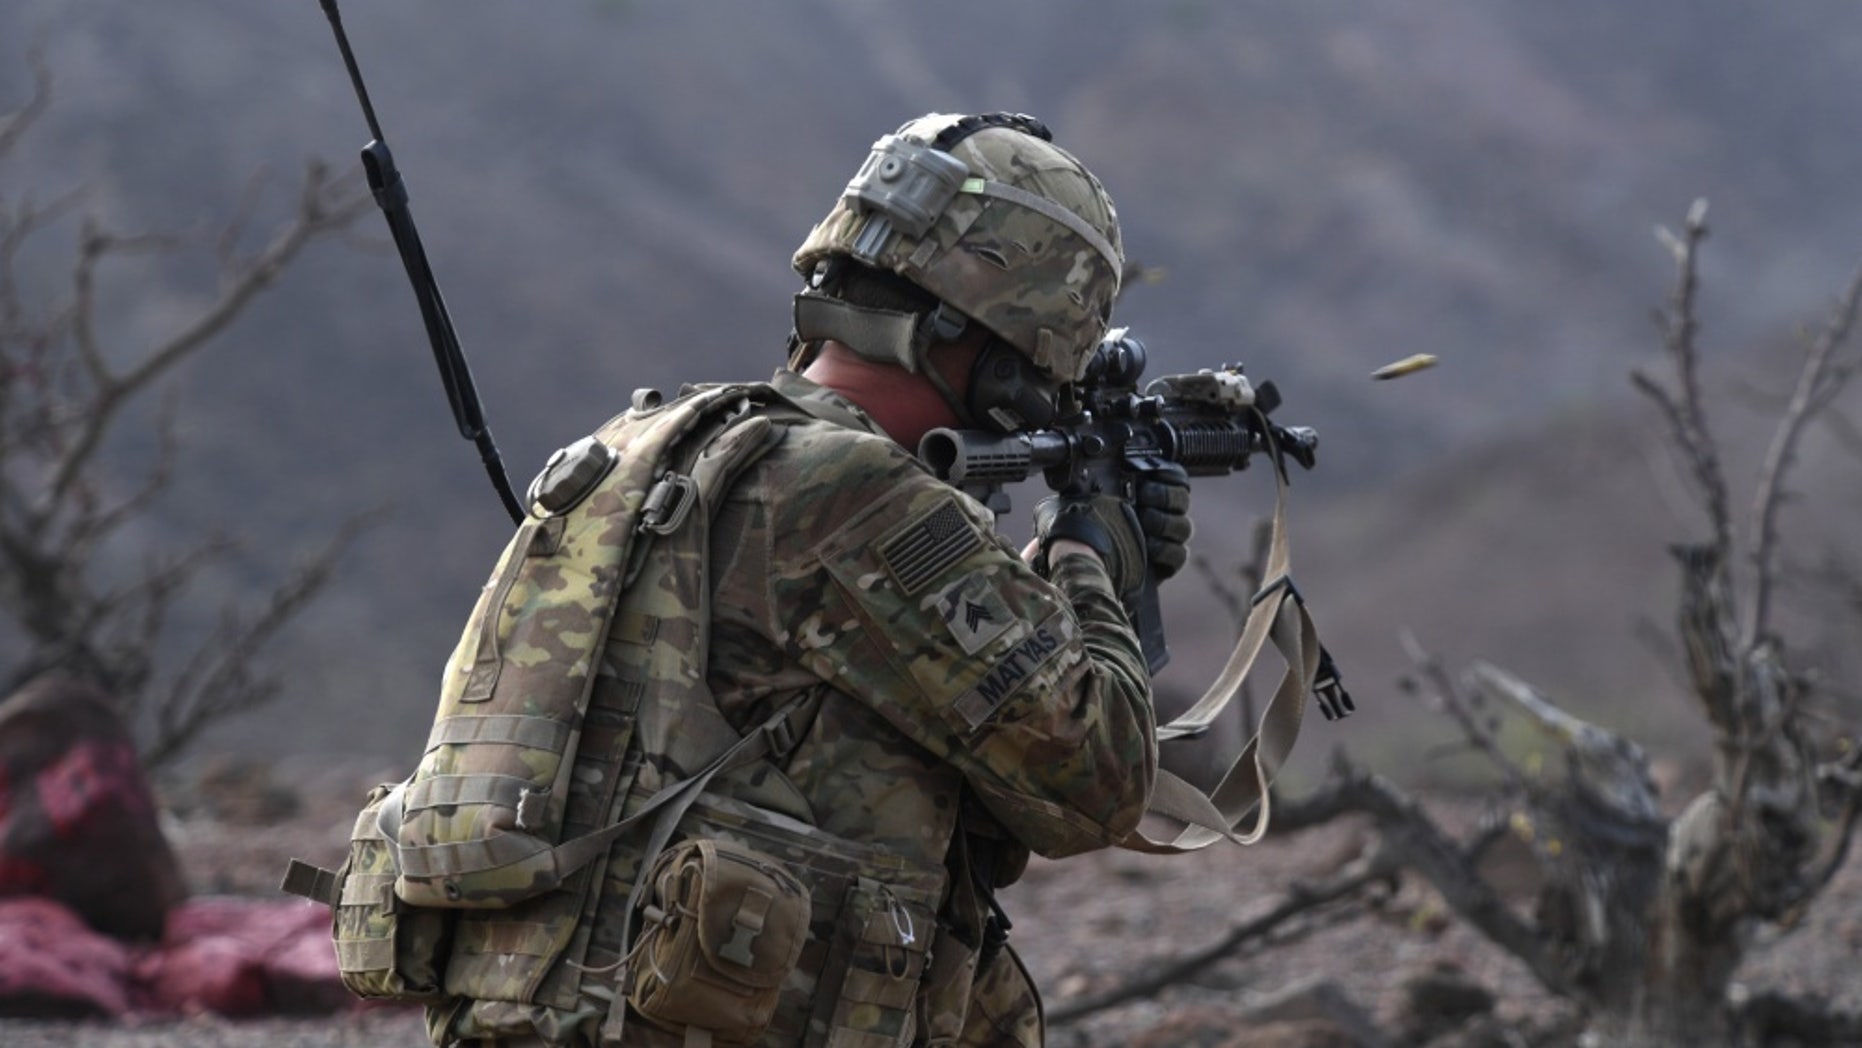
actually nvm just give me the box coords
[3,1,1860,787]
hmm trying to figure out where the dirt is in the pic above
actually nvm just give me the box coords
[4,755,1859,1048]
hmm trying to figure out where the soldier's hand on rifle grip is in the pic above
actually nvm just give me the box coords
[1032,493,1149,597]
[1133,462,1193,581]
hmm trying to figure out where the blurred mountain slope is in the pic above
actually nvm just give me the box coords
[1,0,1858,774]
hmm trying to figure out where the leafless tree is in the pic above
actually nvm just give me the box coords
[1277,201,1862,1045]
[0,55,373,766]
[1071,202,1862,1046]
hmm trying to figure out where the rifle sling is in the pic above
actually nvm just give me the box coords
[1118,418,1324,853]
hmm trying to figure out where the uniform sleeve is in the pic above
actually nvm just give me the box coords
[763,429,1157,858]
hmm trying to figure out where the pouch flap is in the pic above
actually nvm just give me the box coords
[677,839,810,991]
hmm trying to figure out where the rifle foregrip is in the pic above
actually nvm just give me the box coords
[921,428,1062,486]
[1161,418,1261,474]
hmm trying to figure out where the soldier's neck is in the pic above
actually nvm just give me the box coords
[802,340,962,454]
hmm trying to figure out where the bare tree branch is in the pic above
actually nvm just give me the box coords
[1303,761,1569,995]
[1,189,87,340]
[0,47,51,159]
[1248,204,1862,1046]
[1048,838,1400,1026]
[64,390,181,566]
[1398,631,1534,792]
[1635,199,1733,558]
[1746,265,1862,647]
[141,509,380,767]
[40,162,370,524]
[0,61,375,764]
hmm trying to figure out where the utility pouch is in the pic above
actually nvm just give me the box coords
[915,924,979,1048]
[599,789,949,1047]
[628,838,811,1046]
[282,782,452,1001]
[812,877,938,1048]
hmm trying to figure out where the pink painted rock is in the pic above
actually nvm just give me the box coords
[134,931,268,1017]
[0,896,132,1017]
[161,896,348,1014]
[0,673,184,941]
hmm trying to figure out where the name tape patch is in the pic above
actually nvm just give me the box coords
[951,610,1078,730]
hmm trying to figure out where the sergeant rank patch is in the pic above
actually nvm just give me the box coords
[934,572,1016,655]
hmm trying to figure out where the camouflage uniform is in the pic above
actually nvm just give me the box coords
[712,371,1153,1036]
[437,368,1155,1047]
[712,369,1155,1043]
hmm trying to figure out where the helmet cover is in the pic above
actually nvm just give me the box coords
[793,113,1124,382]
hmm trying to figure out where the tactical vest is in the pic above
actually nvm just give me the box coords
[286,383,952,1047]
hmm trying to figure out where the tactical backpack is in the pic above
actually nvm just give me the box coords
[283,382,803,998]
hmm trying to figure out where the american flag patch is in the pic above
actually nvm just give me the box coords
[880,500,980,594]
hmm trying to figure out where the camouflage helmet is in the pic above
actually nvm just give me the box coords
[792,113,1124,383]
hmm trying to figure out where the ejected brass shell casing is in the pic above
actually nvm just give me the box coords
[1371,353,1439,380]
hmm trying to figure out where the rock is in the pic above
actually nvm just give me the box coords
[1238,978,1389,1048]
[135,934,268,1017]
[161,896,347,1015]
[0,889,351,1019]
[1399,961,1497,1044]
[0,674,184,940]
[0,896,132,1017]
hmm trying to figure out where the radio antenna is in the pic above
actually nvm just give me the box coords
[317,0,524,523]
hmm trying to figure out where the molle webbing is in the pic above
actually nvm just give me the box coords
[393,384,783,911]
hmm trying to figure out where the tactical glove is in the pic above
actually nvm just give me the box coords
[1033,493,1146,595]
[1133,462,1193,580]
[1034,463,1193,594]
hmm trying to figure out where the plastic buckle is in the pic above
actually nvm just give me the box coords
[1314,647,1356,722]
[639,473,698,534]
[762,713,799,759]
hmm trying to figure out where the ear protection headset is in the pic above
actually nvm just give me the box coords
[964,335,1060,433]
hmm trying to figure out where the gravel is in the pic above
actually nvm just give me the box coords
[8,759,1859,1047]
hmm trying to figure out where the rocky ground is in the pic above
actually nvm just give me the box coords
[3,754,1859,1048]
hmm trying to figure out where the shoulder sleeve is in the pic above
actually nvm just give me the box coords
[761,423,1156,857]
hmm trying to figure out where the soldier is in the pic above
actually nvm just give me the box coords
[432,111,1192,1047]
